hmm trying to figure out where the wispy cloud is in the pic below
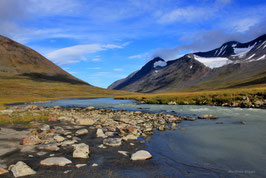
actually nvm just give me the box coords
[113,68,123,71]
[46,44,123,65]
[88,67,101,70]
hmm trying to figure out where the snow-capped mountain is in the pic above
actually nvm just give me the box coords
[108,34,266,92]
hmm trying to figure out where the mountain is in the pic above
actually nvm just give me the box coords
[0,35,87,84]
[109,34,266,92]
[0,35,132,105]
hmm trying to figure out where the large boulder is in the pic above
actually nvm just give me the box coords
[131,150,152,161]
[9,161,36,177]
[40,157,72,166]
[73,143,90,158]
[103,138,122,147]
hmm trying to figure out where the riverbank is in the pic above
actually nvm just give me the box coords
[0,105,199,177]
[115,86,266,109]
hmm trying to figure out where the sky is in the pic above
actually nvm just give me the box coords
[0,0,266,88]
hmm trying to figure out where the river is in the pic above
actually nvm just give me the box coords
[19,97,266,177]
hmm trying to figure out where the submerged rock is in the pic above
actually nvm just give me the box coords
[76,164,87,168]
[103,138,122,147]
[73,143,90,158]
[9,161,36,177]
[40,157,72,166]
[131,150,152,161]
[118,150,128,156]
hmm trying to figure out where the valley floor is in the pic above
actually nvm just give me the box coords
[115,85,266,109]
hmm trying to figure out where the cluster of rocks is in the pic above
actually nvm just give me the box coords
[2,105,195,177]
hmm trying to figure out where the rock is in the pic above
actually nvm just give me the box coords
[49,154,55,157]
[64,170,71,174]
[37,143,60,151]
[105,131,115,137]
[76,164,87,168]
[73,143,90,158]
[122,134,138,141]
[118,150,128,156]
[92,163,98,167]
[130,143,135,146]
[53,135,65,142]
[198,114,218,120]
[168,101,176,105]
[0,168,8,175]
[158,125,165,131]
[131,150,152,161]
[40,157,72,166]
[9,161,36,177]
[20,135,41,146]
[240,121,246,125]
[40,124,50,131]
[75,129,88,136]
[61,140,78,147]
[53,106,61,109]
[135,111,142,114]
[85,106,95,110]
[37,151,47,156]
[103,138,122,147]
[0,109,13,114]
[171,123,177,130]
[184,117,196,121]
[96,128,107,138]
[98,144,107,149]
[76,118,95,126]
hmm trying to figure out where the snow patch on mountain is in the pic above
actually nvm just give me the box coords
[154,60,167,68]
[194,55,232,69]
[233,43,256,57]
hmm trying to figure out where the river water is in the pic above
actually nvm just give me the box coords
[21,97,266,177]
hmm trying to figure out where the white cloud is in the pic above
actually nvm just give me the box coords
[231,18,259,33]
[88,67,101,70]
[91,58,101,62]
[113,68,123,71]
[46,44,123,65]
[128,54,144,59]
[157,7,211,24]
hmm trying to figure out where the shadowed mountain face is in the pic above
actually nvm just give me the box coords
[109,34,266,93]
[0,35,88,85]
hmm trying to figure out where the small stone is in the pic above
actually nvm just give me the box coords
[131,150,152,161]
[50,154,55,157]
[76,118,95,126]
[64,170,71,174]
[122,134,138,141]
[76,164,87,168]
[37,143,60,151]
[40,157,72,166]
[75,129,88,136]
[118,151,128,156]
[158,125,165,131]
[92,163,98,167]
[37,152,47,156]
[171,123,177,130]
[40,124,50,131]
[28,155,34,158]
[184,117,196,121]
[0,168,8,175]
[105,132,115,137]
[66,135,72,139]
[61,140,78,147]
[98,144,107,149]
[85,106,95,110]
[73,143,90,158]
[53,135,65,142]
[96,128,107,138]
[9,161,36,177]
[20,135,41,146]
[198,114,218,119]
[103,138,122,147]
[130,143,135,146]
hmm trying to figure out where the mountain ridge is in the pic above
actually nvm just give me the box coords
[108,34,266,92]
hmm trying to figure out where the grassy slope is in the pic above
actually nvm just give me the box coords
[0,73,134,106]
[115,84,266,106]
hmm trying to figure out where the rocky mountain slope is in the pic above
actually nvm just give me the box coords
[109,34,266,92]
[0,35,87,84]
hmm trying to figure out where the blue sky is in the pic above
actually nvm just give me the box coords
[1,0,266,88]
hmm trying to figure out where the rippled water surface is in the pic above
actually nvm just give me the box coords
[21,97,266,177]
